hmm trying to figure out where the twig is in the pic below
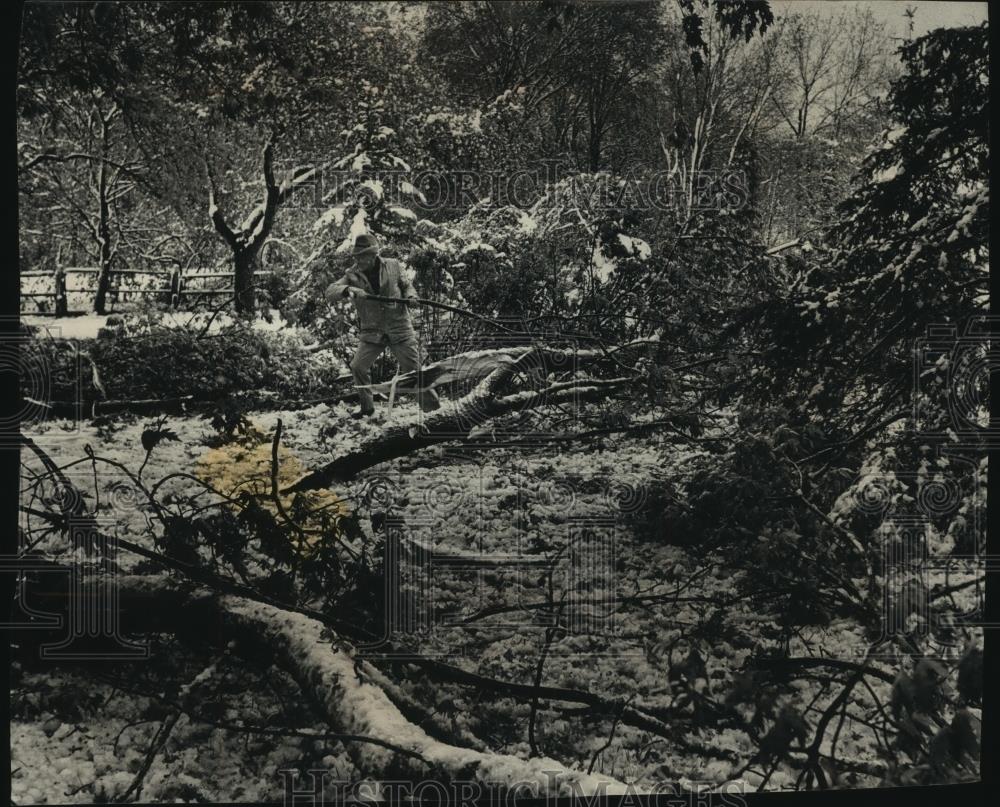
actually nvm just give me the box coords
[529,541,573,758]
[114,711,180,802]
[113,719,156,756]
[796,645,881,790]
[750,656,895,684]
[269,419,359,562]
[136,415,169,482]
[587,695,635,774]
[269,419,303,543]
[527,600,565,758]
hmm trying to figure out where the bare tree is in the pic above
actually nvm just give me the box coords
[205,136,327,316]
[653,14,783,222]
[768,8,896,142]
[19,93,145,313]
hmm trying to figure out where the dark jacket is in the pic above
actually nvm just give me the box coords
[330,257,417,343]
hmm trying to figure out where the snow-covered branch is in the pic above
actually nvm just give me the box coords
[284,347,638,492]
[107,575,636,795]
[205,156,238,251]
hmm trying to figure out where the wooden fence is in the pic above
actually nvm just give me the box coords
[20,266,273,315]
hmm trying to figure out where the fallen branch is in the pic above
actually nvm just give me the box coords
[750,656,895,685]
[19,439,698,782]
[285,348,636,492]
[102,574,638,795]
[399,657,683,740]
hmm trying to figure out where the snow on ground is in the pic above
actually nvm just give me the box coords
[10,662,357,804]
[15,396,918,797]
[21,316,111,341]
[21,310,305,341]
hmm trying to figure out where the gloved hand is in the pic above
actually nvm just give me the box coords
[344,286,367,300]
[325,282,363,303]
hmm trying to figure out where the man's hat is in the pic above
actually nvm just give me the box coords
[351,233,379,255]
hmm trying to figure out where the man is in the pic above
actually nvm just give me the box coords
[325,233,441,418]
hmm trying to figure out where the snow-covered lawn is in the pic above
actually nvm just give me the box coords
[21,316,111,341]
[11,662,357,804]
[14,404,981,799]
[22,310,307,342]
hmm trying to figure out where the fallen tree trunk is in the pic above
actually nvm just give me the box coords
[19,439,686,751]
[25,395,198,418]
[285,347,636,492]
[20,430,697,794]
[25,541,688,752]
[285,380,629,491]
[104,574,638,795]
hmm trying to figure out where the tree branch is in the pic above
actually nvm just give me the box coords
[99,574,637,795]
[204,156,238,251]
[283,356,633,492]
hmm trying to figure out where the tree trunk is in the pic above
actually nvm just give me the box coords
[93,118,113,315]
[92,574,638,796]
[207,137,301,320]
[54,266,68,316]
[233,248,256,316]
[587,100,602,171]
[286,349,633,492]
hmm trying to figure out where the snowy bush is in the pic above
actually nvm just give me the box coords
[21,322,346,405]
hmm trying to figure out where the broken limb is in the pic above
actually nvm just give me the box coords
[285,346,638,492]
[285,380,634,492]
[92,574,638,794]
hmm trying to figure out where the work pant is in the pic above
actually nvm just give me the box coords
[350,335,441,414]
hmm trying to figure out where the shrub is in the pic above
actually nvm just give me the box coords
[22,321,346,404]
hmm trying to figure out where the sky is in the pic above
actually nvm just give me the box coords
[768,1,988,38]
[389,2,989,40]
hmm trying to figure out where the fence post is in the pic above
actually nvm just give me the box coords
[169,265,182,309]
[109,268,119,312]
[54,266,68,316]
